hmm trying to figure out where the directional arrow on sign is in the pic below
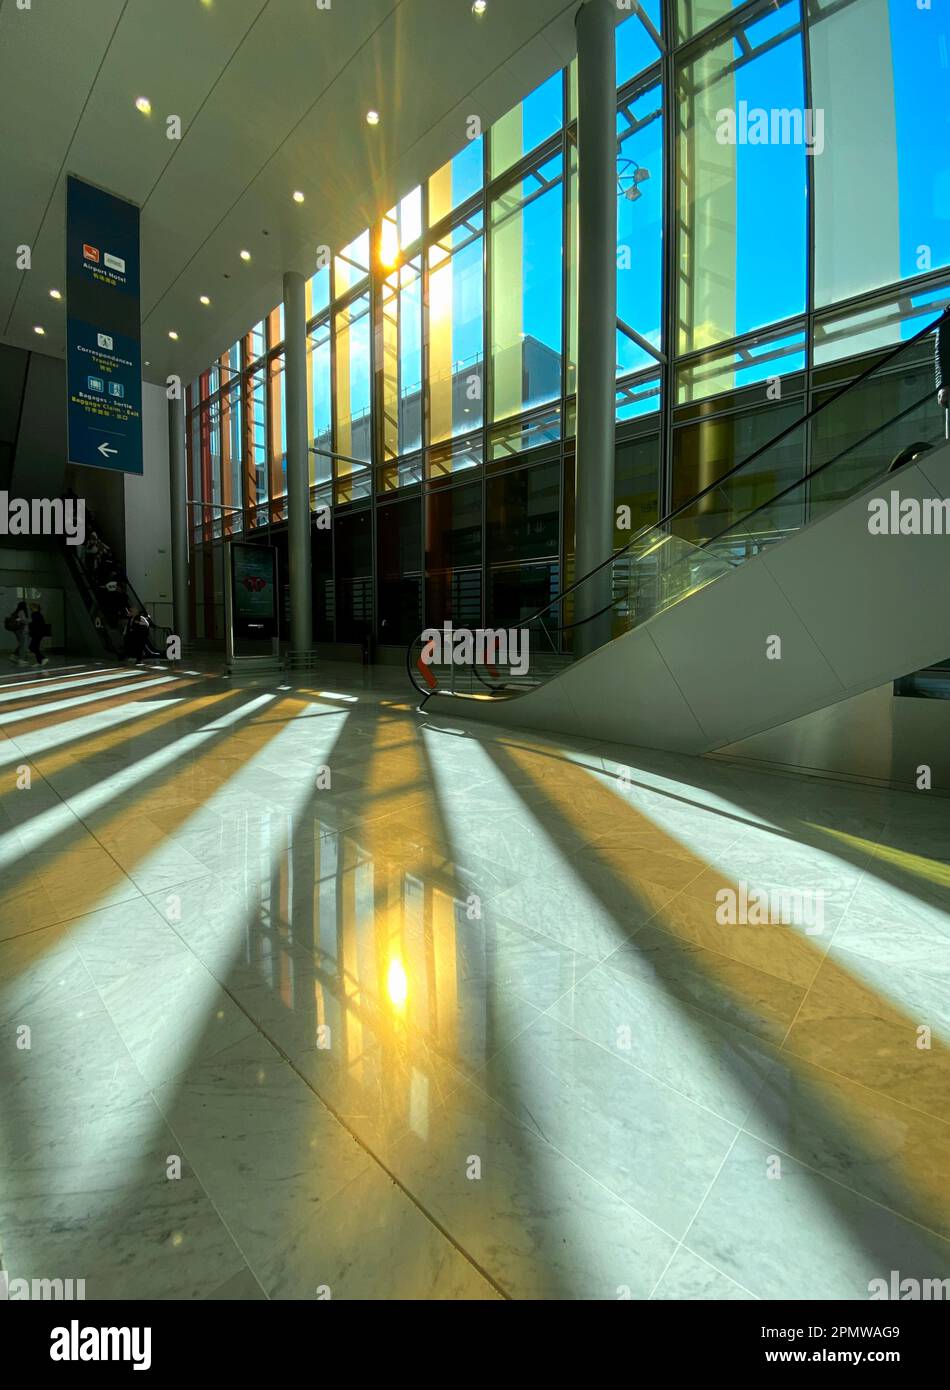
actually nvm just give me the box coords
[97,442,118,459]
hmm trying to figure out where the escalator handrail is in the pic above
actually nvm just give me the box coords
[406,305,949,691]
[697,383,939,556]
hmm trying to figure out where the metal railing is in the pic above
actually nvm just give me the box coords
[406,307,950,704]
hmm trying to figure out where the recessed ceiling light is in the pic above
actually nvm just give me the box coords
[135,96,152,115]
[49,288,62,300]
[199,295,211,306]
[366,110,380,126]
[472,0,488,14]
[145,360,150,366]
[240,249,251,261]
[33,325,45,335]
[293,190,305,204]
[168,330,179,340]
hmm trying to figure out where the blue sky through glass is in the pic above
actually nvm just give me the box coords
[617,2,662,86]
[890,0,950,285]
[617,85,663,372]
[734,11,807,335]
[452,235,483,371]
[450,137,483,209]
[521,156,563,364]
[522,72,562,156]
[200,0,950,460]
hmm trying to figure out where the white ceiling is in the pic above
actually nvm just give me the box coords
[0,0,581,388]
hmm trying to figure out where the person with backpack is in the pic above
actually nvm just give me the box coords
[124,606,163,664]
[99,579,131,634]
[6,600,30,664]
[87,534,113,583]
[28,601,50,667]
[123,606,149,665]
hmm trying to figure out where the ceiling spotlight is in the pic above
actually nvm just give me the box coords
[199,295,211,306]
[49,288,62,300]
[135,96,152,116]
[168,330,179,340]
[33,325,45,335]
[240,249,251,261]
[293,190,305,204]
[472,0,488,14]
[366,110,380,126]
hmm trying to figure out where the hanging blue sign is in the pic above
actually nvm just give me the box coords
[66,176,143,476]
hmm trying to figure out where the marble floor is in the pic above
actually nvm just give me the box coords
[0,657,948,1300]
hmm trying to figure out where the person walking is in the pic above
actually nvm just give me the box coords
[7,600,30,665]
[123,606,151,665]
[28,601,50,667]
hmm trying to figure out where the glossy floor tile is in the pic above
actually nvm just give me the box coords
[0,659,948,1299]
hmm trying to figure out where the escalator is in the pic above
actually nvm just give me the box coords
[61,495,170,660]
[407,308,950,754]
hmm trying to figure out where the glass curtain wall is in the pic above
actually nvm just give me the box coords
[186,0,950,645]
